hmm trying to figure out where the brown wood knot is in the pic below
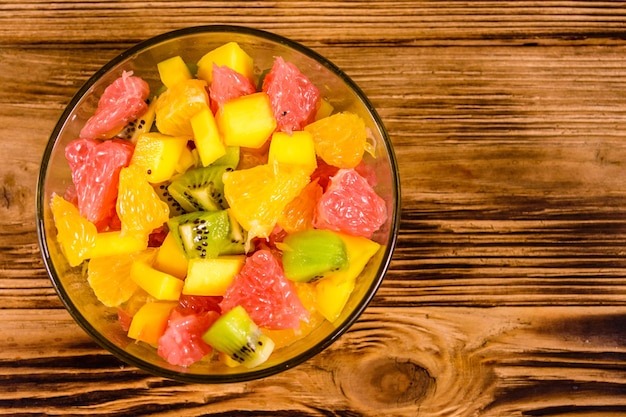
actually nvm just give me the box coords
[339,356,434,410]
[2,172,29,211]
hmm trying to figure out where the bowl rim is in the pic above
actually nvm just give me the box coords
[36,24,401,384]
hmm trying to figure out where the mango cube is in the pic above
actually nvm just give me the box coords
[183,255,245,296]
[130,260,184,301]
[196,42,254,83]
[314,233,381,323]
[90,231,147,259]
[157,55,193,89]
[131,132,190,183]
[174,145,197,174]
[191,107,226,166]
[153,231,188,279]
[268,131,317,175]
[314,98,334,121]
[216,92,276,148]
[127,301,178,345]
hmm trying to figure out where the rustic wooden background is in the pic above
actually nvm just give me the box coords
[2,1,626,416]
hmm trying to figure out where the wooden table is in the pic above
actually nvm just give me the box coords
[2,1,626,415]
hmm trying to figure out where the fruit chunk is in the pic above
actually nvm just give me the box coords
[196,42,254,84]
[314,168,387,239]
[216,92,276,149]
[130,96,157,144]
[202,305,275,368]
[157,309,218,366]
[209,64,256,113]
[314,98,334,121]
[64,138,134,231]
[152,181,186,217]
[183,255,245,296]
[305,112,368,169]
[167,163,233,212]
[190,107,226,166]
[116,165,170,238]
[87,249,156,307]
[279,229,348,283]
[155,78,209,137]
[80,71,150,140]
[154,231,188,279]
[127,301,178,345]
[167,210,246,259]
[174,145,198,174]
[157,55,193,89]
[314,233,381,323]
[223,163,310,240]
[130,260,184,301]
[131,132,189,183]
[278,179,323,234]
[268,131,317,176]
[220,250,310,330]
[262,56,320,133]
[90,230,148,259]
[50,194,97,267]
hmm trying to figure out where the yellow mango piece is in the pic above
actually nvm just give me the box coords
[174,145,197,174]
[314,98,334,121]
[157,55,193,89]
[314,233,381,323]
[268,131,317,176]
[196,41,254,83]
[183,255,245,296]
[130,260,184,301]
[153,231,188,279]
[216,92,276,149]
[127,301,178,345]
[90,231,148,259]
[131,132,190,183]
[191,107,226,166]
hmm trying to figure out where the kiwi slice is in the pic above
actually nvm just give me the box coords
[202,305,275,368]
[167,147,240,212]
[116,96,157,142]
[279,229,348,282]
[153,181,186,217]
[213,146,240,168]
[167,210,246,259]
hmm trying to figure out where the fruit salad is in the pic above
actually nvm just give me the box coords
[50,41,388,369]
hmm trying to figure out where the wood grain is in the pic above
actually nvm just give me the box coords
[2,1,626,415]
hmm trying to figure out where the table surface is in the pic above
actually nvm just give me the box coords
[3,1,626,416]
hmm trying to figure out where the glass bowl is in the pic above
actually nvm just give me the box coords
[36,25,400,383]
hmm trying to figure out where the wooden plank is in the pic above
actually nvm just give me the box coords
[1,1,626,46]
[1,307,626,415]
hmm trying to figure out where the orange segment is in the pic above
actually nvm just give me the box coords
[50,194,97,267]
[304,111,367,169]
[223,163,310,241]
[278,179,323,234]
[155,78,209,137]
[116,165,170,239]
[87,248,157,307]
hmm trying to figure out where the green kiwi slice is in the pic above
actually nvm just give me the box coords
[153,181,186,217]
[167,210,246,259]
[167,147,240,212]
[202,305,275,368]
[279,229,348,282]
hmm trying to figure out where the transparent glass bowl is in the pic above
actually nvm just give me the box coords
[36,25,400,383]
